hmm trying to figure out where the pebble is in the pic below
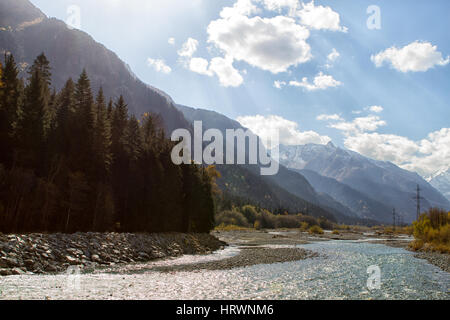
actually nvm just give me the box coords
[0,233,226,276]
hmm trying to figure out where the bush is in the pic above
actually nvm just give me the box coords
[215,210,249,228]
[318,218,333,230]
[332,230,340,235]
[300,222,309,231]
[275,215,303,229]
[240,205,258,225]
[411,208,450,253]
[309,225,324,235]
[215,224,249,231]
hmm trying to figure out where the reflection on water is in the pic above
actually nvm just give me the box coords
[0,241,448,300]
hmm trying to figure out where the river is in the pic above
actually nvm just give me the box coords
[0,240,448,300]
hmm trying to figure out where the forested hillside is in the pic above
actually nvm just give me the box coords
[0,53,215,233]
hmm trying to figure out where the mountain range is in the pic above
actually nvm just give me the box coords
[428,168,450,202]
[2,0,448,225]
[278,143,450,223]
[0,0,189,134]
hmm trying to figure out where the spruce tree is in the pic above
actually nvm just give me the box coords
[17,68,47,171]
[93,87,112,180]
[0,54,21,167]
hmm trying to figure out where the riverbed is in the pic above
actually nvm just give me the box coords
[0,233,448,300]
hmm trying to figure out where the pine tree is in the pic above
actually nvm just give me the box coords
[110,95,130,227]
[125,115,143,162]
[0,54,21,167]
[54,78,75,156]
[93,87,112,180]
[17,68,47,171]
[72,70,95,174]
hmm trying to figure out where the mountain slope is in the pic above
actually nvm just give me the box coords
[176,105,370,224]
[278,143,450,223]
[297,169,393,222]
[0,0,190,133]
[428,168,450,202]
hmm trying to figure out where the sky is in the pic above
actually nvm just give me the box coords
[29,0,450,178]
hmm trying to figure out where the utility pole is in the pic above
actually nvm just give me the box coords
[393,208,396,232]
[413,184,424,221]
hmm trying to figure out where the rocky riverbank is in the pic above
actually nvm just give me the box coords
[133,247,318,273]
[0,232,226,276]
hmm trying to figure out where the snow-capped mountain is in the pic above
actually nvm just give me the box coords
[278,143,450,223]
[428,168,450,202]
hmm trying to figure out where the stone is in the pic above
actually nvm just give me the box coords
[0,268,12,276]
[66,256,78,265]
[11,267,25,275]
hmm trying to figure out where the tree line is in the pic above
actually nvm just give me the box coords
[0,53,215,234]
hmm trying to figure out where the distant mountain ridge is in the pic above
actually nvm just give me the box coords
[428,168,450,202]
[278,143,450,223]
[176,104,375,224]
[0,0,190,133]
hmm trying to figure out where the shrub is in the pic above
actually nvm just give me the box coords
[215,210,249,228]
[309,225,324,235]
[332,230,340,235]
[300,222,309,231]
[275,215,302,229]
[215,224,249,231]
[318,218,333,230]
[411,208,450,253]
[240,205,258,225]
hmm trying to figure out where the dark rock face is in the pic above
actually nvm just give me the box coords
[0,0,190,134]
[0,233,226,276]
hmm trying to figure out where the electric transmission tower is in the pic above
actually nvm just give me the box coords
[392,208,396,231]
[413,184,425,221]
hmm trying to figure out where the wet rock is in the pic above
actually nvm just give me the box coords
[0,232,226,276]
[11,267,26,275]
[0,268,12,276]
[66,256,78,265]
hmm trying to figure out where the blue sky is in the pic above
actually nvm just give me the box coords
[29,0,450,177]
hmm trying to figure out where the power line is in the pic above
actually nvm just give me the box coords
[392,208,396,231]
[412,184,425,221]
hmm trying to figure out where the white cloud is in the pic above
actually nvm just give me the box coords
[344,133,420,167]
[178,38,199,58]
[296,1,348,32]
[146,58,172,74]
[371,41,450,72]
[367,105,383,113]
[327,48,340,62]
[220,0,261,18]
[316,113,343,121]
[322,111,450,177]
[343,129,450,177]
[189,57,213,76]
[289,72,342,91]
[168,37,175,45]
[188,56,244,87]
[263,0,299,14]
[329,115,386,135]
[274,80,287,89]
[209,56,244,87]
[207,14,312,74]
[237,114,331,146]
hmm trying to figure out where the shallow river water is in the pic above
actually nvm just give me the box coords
[0,240,448,300]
